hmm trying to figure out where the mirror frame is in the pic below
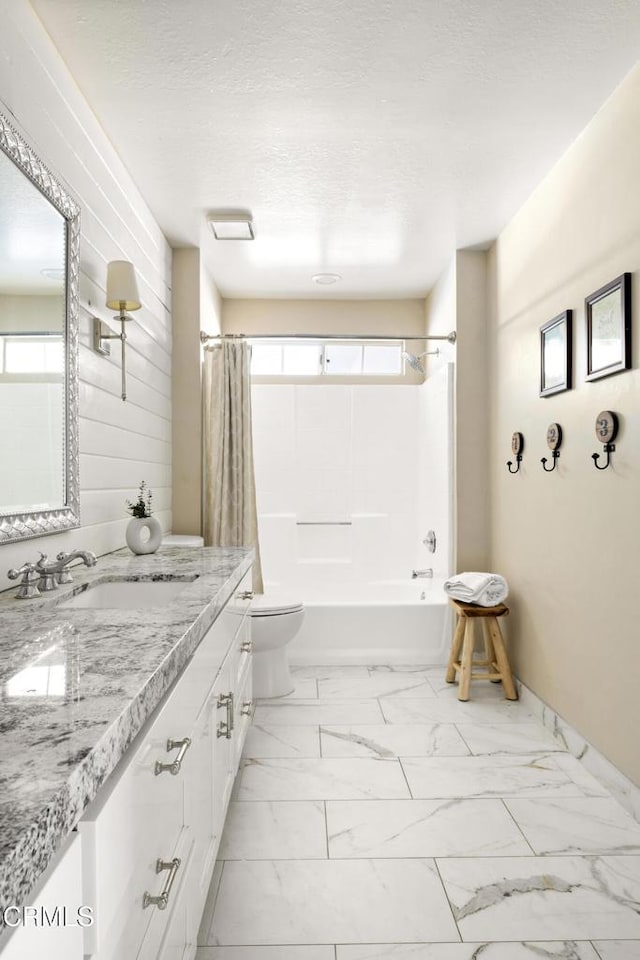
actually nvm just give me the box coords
[0,106,80,543]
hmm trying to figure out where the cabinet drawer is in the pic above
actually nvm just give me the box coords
[228,613,252,692]
[80,652,214,957]
[136,828,193,960]
[233,664,253,770]
[230,569,253,614]
[0,834,84,960]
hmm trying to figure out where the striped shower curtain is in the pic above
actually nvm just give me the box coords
[203,340,264,593]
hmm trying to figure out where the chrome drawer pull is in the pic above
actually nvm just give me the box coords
[143,857,181,910]
[154,737,191,776]
[239,590,254,600]
[240,640,252,653]
[241,700,253,717]
[217,691,233,735]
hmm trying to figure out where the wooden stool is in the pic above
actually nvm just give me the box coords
[446,599,517,701]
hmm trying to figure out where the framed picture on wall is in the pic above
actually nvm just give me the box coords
[540,310,572,397]
[586,273,631,381]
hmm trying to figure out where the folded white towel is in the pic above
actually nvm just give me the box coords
[444,571,509,607]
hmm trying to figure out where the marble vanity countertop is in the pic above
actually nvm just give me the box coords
[0,545,253,925]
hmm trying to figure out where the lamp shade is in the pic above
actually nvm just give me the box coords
[106,260,141,311]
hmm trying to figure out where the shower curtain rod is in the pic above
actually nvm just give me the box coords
[200,330,457,344]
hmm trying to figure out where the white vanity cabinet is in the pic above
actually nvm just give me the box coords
[0,834,85,960]
[78,569,253,960]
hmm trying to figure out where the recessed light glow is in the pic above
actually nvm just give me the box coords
[312,273,342,285]
[40,268,65,281]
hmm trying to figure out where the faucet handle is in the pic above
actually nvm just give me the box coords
[7,562,41,600]
[8,561,38,580]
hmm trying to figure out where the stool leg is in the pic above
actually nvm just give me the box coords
[487,619,518,700]
[458,619,475,701]
[446,614,465,683]
[481,619,501,682]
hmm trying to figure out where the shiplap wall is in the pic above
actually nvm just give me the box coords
[0,2,172,590]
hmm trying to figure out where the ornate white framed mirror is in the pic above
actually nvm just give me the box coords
[0,106,80,543]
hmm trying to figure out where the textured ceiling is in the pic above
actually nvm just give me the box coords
[30,0,640,298]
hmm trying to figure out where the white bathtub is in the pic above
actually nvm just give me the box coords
[283,578,451,666]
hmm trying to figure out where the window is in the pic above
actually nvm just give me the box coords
[249,339,404,378]
[0,335,64,375]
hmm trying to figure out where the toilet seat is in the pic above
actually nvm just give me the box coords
[249,594,304,618]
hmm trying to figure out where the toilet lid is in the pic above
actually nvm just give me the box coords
[250,593,304,617]
[162,534,204,547]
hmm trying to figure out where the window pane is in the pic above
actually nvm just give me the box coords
[363,344,402,374]
[4,337,63,374]
[324,343,362,374]
[282,343,322,375]
[251,344,283,375]
[44,338,64,373]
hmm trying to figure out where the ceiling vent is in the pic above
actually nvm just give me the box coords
[207,212,255,240]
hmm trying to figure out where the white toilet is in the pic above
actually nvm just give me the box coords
[163,536,303,699]
[162,534,205,548]
[249,593,305,699]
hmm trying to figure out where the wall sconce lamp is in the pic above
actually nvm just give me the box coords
[93,260,141,401]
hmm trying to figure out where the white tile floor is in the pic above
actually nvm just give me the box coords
[197,664,640,959]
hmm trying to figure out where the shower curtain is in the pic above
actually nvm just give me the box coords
[203,340,264,593]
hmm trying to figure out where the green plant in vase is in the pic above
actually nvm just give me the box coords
[126,480,153,519]
[125,480,161,554]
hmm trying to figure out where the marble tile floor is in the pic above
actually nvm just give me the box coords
[197,664,640,959]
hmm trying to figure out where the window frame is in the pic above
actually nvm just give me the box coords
[248,337,409,381]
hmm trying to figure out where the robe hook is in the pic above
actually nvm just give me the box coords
[507,432,524,474]
[592,443,615,471]
[591,411,618,472]
[541,423,562,473]
[541,451,560,472]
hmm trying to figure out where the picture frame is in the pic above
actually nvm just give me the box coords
[540,310,572,397]
[586,273,631,381]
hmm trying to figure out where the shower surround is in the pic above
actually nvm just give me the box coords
[251,367,454,663]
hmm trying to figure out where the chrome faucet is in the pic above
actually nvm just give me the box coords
[411,568,433,579]
[36,551,97,591]
[7,551,97,599]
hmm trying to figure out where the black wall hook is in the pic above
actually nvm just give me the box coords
[507,432,524,474]
[541,450,560,472]
[591,411,619,471]
[592,443,615,470]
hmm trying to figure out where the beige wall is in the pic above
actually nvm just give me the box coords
[425,251,490,572]
[222,298,425,336]
[0,294,64,332]
[488,63,640,785]
[171,249,221,535]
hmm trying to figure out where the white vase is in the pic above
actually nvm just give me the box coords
[126,516,162,555]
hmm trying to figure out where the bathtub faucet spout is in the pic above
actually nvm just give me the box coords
[412,568,433,579]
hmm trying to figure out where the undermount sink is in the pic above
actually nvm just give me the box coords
[59,578,197,610]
